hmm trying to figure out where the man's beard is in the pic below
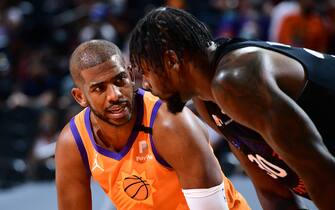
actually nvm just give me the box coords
[166,93,186,114]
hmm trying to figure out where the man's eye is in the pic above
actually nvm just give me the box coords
[94,87,101,92]
[92,85,104,93]
[115,78,126,86]
[115,73,128,86]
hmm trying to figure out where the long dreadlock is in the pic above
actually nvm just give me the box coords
[129,7,214,73]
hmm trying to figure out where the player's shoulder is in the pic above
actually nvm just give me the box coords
[214,48,265,89]
[155,103,191,127]
[220,44,265,66]
[55,122,91,182]
[153,103,207,140]
[151,103,211,165]
[58,123,73,140]
[153,102,182,131]
[56,123,76,151]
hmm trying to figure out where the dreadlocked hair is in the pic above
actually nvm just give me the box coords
[129,7,213,73]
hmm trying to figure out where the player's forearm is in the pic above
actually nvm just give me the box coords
[259,202,308,210]
[256,190,308,210]
[265,131,335,210]
[302,175,335,210]
[58,203,92,210]
[56,182,92,210]
[57,196,92,210]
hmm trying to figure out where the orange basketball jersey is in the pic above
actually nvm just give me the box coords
[69,89,250,210]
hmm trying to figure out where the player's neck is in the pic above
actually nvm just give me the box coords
[91,107,138,152]
[187,60,215,101]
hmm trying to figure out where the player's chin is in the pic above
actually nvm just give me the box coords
[149,89,171,100]
[108,115,132,126]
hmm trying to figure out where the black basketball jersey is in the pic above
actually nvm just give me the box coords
[204,38,335,198]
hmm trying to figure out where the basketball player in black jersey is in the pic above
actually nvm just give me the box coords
[129,7,335,210]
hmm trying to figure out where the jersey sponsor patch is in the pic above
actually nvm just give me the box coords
[136,140,153,162]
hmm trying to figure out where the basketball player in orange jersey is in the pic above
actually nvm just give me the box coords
[55,40,250,210]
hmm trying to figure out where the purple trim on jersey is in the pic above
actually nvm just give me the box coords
[149,100,172,168]
[84,92,144,160]
[69,118,91,176]
[137,88,145,96]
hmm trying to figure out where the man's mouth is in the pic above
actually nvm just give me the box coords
[107,102,127,113]
[105,102,130,119]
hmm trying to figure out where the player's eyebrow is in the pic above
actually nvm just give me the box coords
[88,71,127,87]
[89,81,104,87]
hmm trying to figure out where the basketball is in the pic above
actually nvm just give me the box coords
[123,175,151,200]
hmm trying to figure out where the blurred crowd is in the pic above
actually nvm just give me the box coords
[0,0,334,188]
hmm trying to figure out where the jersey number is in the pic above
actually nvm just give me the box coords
[247,154,287,179]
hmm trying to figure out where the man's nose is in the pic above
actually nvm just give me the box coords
[106,84,121,102]
[142,77,151,91]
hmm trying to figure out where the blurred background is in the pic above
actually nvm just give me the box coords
[0,0,334,209]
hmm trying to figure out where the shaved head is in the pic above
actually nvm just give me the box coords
[70,39,124,86]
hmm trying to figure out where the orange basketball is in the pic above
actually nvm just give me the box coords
[123,175,151,200]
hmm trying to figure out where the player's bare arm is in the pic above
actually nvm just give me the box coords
[151,103,234,209]
[211,47,335,210]
[230,144,308,210]
[193,97,308,210]
[152,103,222,189]
[55,124,92,210]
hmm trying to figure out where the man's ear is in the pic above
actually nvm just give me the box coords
[163,50,180,73]
[71,87,88,107]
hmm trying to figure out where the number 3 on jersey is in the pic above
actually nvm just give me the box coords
[247,154,287,179]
